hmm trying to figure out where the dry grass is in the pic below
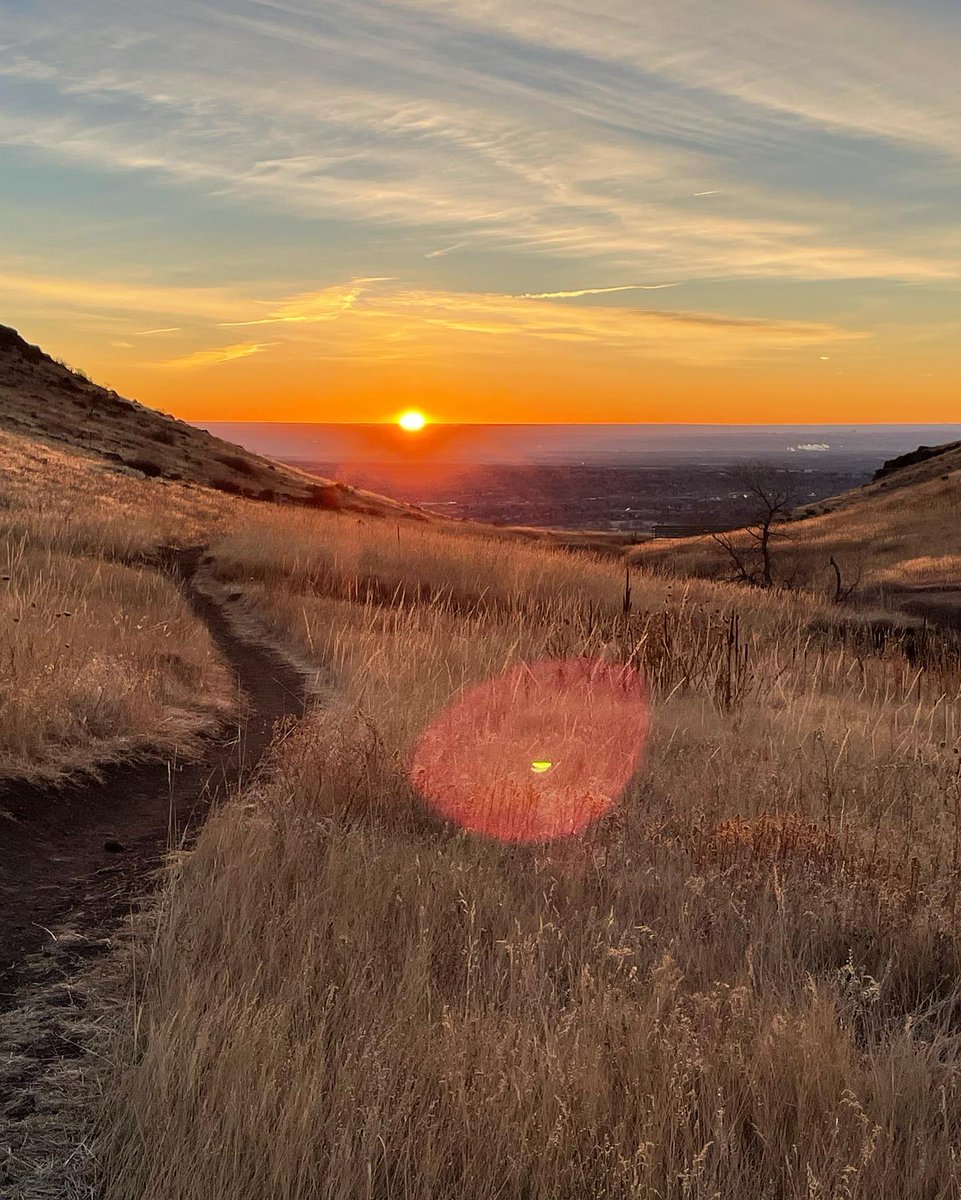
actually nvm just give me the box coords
[0,537,231,781]
[0,322,361,508]
[0,431,242,780]
[633,468,961,598]
[0,428,237,560]
[100,504,961,1199]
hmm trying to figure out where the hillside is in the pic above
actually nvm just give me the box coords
[796,437,961,519]
[95,486,961,1200]
[0,324,647,559]
[0,324,413,517]
[4,366,961,1196]
[633,437,961,605]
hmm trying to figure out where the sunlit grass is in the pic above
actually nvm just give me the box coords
[101,500,961,1199]
[633,467,961,595]
[0,430,238,778]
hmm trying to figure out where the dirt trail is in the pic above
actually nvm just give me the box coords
[0,549,309,1194]
[0,547,308,1002]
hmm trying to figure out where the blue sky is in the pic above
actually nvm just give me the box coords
[1,0,959,422]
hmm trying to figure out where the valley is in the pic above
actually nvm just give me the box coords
[1,329,960,1198]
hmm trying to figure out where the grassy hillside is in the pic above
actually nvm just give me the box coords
[3,344,961,1195]
[96,499,961,1199]
[633,441,961,601]
[803,439,961,518]
[0,429,246,781]
[0,323,414,515]
[0,325,631,782]
[0,321,443,781]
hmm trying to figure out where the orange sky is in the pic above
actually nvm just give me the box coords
[6,274,959,425]
[4,1,961,425]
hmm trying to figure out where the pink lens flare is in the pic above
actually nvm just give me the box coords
[410,658,649,843]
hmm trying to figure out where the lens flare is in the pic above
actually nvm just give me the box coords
[411,658,649,843]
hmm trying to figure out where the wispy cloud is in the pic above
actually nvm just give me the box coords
[408,0,961,157]
[209,278,872,365]
[218,283,367,327]
[0,264,871,367]
[0,270,243,320]
[159,343,271,370]
[374,287,869,360]
[516,285,677,300]
[1,2,959,287]
[1,0,958,418]
[426,243,469,259]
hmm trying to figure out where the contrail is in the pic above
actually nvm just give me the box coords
[426,242,468,258]
[516,284,677,300]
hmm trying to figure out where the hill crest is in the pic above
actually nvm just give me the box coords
[0,324,414,517]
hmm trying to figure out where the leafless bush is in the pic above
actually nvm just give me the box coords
[711,475,795,588]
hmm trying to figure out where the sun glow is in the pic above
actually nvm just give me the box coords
[398,409,427,432]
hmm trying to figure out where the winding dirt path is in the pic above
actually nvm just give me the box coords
[1,549,309,1194]
[0,547,308,1004]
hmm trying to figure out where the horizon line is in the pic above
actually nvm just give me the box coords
[193,419,961,429]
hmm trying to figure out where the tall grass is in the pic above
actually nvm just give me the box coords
[634,468,961,596]
[0,536,232,779]
[102,505,961,1199]
[0,430,239,779]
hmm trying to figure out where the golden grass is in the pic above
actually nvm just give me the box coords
[100,503,961,1199]
[633,469,961,597]
[0,431,241,779]
[0,428,237,559]
[0,537,232,781]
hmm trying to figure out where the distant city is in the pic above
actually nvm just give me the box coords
[199,423,961,531]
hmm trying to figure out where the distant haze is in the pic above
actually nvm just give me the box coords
[196,423,961,530]
[199,423,961,467]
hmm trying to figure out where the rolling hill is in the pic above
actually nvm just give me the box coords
[632,434,961,611]
[796,437,961,519]
[0,323,413,517]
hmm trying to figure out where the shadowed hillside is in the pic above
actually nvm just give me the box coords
[633,437,961,604]
[0,324,413,517]
[797,438,961,519]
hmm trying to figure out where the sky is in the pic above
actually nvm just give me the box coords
[1,0,960,424]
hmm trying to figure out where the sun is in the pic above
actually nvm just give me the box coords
[398,409,427,432]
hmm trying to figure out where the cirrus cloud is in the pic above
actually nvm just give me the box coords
[159,342,272,370]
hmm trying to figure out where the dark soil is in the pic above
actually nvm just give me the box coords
[0,547,308,1010]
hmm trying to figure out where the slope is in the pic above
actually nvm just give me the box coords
[632,437,961,602]
[797,438,961,519]
[0,323,412,516]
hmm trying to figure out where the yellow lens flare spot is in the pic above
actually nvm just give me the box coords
[398,410,427,432]
[530,761,554,774]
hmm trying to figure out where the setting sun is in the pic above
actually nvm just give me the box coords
[398,409,427,432]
